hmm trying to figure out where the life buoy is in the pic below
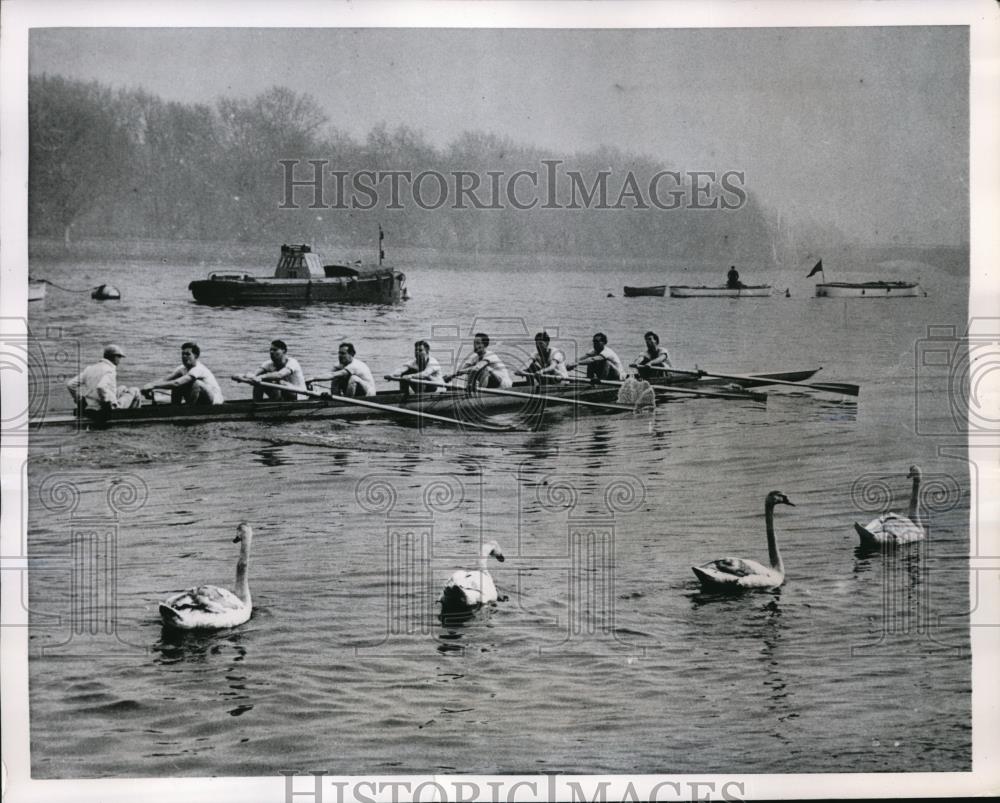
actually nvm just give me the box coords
[91,284,122,300]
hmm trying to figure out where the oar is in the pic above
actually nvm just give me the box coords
[571,375,766,403]
[642,365,859,396]
[405,376,642,413]
[232,378,516,432]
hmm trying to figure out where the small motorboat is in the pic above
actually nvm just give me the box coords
[815,281,923,298]
[623,285,666,298]
[669,285,772,298]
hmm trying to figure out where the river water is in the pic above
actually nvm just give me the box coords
[24,248,971,776]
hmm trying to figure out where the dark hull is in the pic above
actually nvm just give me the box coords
[37,384,624,429]
[34,370,819,430]
[623,285,666,297]
[655,368,821,388]
[189,274,405,305]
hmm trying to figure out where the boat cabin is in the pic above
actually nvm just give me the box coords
[275,244,387,280]
[275,244,325,279]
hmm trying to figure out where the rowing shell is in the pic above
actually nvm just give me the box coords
[31,382,625,429]
[643,368,821,389]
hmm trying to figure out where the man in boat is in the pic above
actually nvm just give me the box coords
[66,344,141,414]
[309,342,376,397]
[386,340,446,400]
[141,342,225,405]
[633,330,672,379]
[567,333,624,383]
[444,332,513,390]
[521,331,568,384]
[235,339,308,401]
[726,265,743,289]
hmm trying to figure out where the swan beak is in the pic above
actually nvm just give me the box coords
[233,534,242,543]
[495,554,505,562]
[783,498,796,507]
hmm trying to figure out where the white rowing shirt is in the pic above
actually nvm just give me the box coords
[340,358,376,395]
[170,362,225,404]
[258,356,306,389]
[460,350,513,388]
[400,355,446,390]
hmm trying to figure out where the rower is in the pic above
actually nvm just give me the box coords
[309,342,376,398]
[634,331,672,379]
[141,342,224,405]
[234,339,308,401]
[66,344,141,414]
[568,332,624,383]
[444,332,513,390]
[726,265,743,289]
[386,340,446,399]
[522,331,569,385]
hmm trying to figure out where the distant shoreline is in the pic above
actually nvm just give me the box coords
[27,236,968,274]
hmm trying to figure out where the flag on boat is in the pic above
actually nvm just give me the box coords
[807,260,824,278]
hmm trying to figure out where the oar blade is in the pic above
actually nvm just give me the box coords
[238,377,518,432]
[808,381,860,396]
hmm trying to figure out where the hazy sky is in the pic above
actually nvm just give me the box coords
[29,26,969,245]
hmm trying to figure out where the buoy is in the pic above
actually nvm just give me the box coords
[785,288,790,297]
[91,284,121,301]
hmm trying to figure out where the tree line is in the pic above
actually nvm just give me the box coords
[30,75,788,261]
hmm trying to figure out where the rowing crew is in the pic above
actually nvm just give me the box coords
[67,330,673,413]
[67,341,226,415]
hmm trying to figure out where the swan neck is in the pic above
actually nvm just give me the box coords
[765,500,783,572]
[908,474,921,526]
[235,538,251,605]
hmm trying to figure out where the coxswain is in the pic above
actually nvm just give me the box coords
[66,344,141,414]
[726,265,742,289]
[234,339,308,401]
[141,342,225,405]
[309,342,376,397]
[567,332,624,383]
[386,340,446,399]
[444,332,513,389]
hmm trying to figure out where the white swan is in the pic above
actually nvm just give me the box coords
[440,540,505,614]
[159,523,253,630]
[854,465,925,546]
[692,491,795,591]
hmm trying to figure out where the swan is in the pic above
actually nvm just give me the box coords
[159,523,253,630]
[854,465,925,546]
[440,540,505,614]
[692,491,795,591]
